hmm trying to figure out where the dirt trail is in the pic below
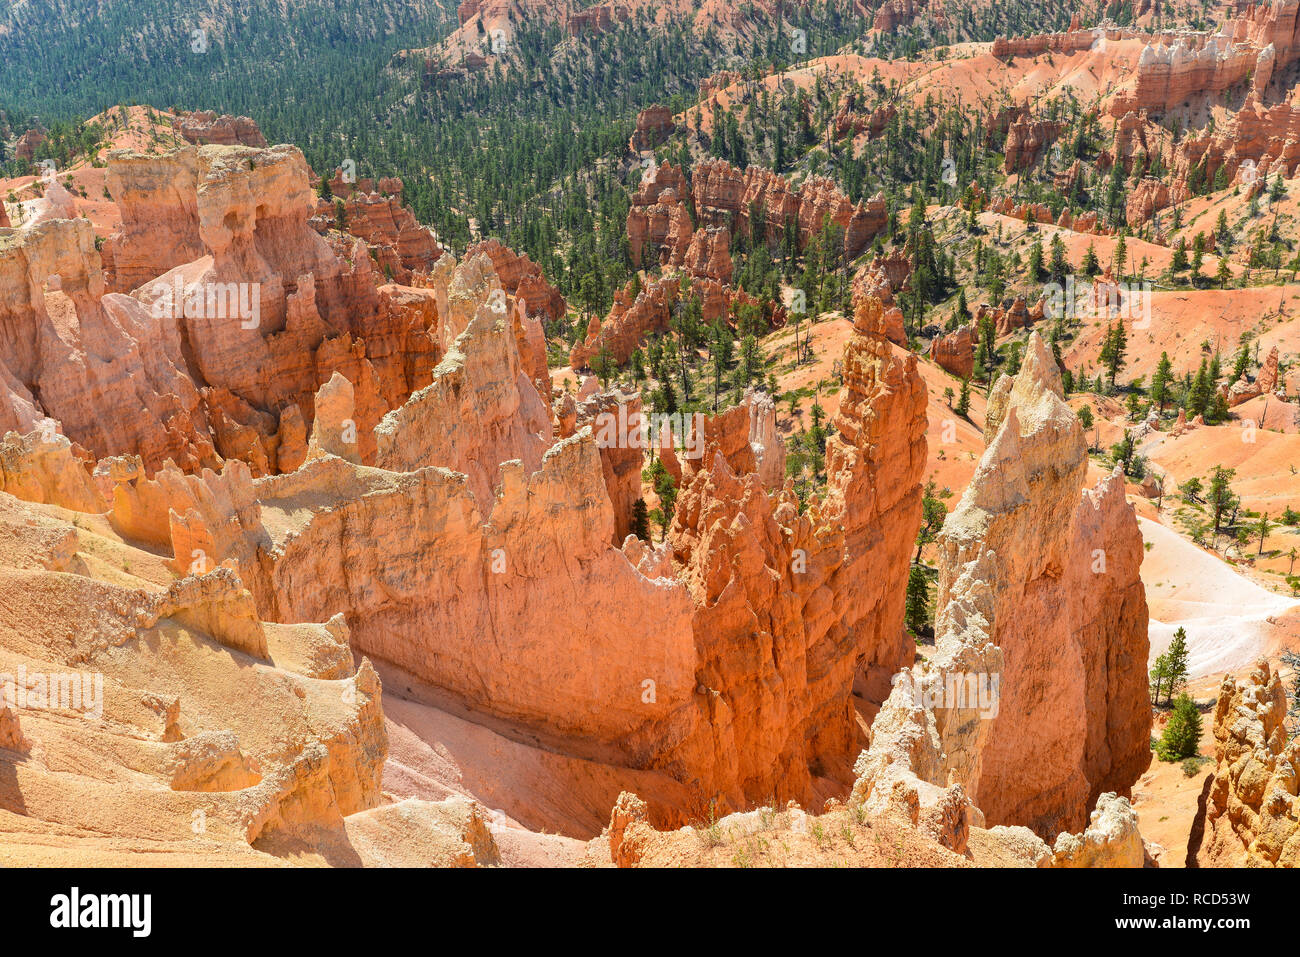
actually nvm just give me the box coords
[1140,516,1300,675]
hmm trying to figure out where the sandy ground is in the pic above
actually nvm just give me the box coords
[1130,713,1216,869]
[1140,516,1300,675]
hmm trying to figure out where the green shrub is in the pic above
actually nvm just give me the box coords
[1157,694,1203,761]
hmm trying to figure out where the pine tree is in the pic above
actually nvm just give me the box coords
[914,481,947,564]
[631,498,650,541]
[955,377,971,416]
[1206,465,1239,536]
[1170,236,1189,273]
[1231,343,1250,382]
[905,564,931,640]
[1216,255,1233,288]
[1049,233,1070,281]
[1151,351,1173,413]
[1081,243,1101,277]
[1100,319,1127,386]
[1149,651,1172,704]
[1156,694,1203,761]
[1027,238,1044,280]
[1188,360,1212,417]
[1164,627,1190,705]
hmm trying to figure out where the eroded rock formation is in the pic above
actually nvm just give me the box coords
[175,111,268,148]
[852,333,1150,843]
[692,158,887,258]
[663,294,927,803]
[630,105,675,152]
[930,322,976,379]
[1195,659,1300,867]
[464,237,566,321]
[1004,119,1065,172]
[627,163,695,270]
[313,177,443,284]
[95,282,926,823]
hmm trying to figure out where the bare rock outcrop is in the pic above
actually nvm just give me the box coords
[929,322,976,379]
[1116,5,1300,117]
[307,372,361,464]
[692,158,886,258]
[464,237,565,321]
[744,387,786,489]
[0,218,218,473]
[570,275,679,370]
[667,295,926,804]
[1049,793,1144,867]
[629,105,674,152]
[1126,177,1171,228]
[96,143,446,474]
[313,178,443,284]
[1003,119,1064,172]
[145,283,928,823]
[0,429,106,513]
[175,111,268,148]
[577,387,645,544]
[14,129,47,162]
[343,797,501,867]
[1195,659,1300,867]
[853,333,1150,843]
[374,295,551,509]
[627,163,694,270]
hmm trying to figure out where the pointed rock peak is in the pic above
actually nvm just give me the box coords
[852,294,889,337]
[307,371,360,464]
[983,373,1015,443]
[1017,331,1063,399]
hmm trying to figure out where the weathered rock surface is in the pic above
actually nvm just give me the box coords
[666,295,926,804]
[91,143,448,474]
[313,178,443,284]
[464,237,565,321]
[929,322,976,379]
[570,275,679,369]
[627,163,695,270]
[1115,5,1300,116]
[629,105,674,152]
[1049,793,1145,867]
[0,218,218,473]
[0,430,106,513]
[175,111,268,148]
[692,158,886,258]
[0,495,390,863]
[1003,119,1064,172]
[1194,659,1300,867]
[853,333,1150,843]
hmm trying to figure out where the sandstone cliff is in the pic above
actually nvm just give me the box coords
[93,143,449,474]
[175,111,268,148]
